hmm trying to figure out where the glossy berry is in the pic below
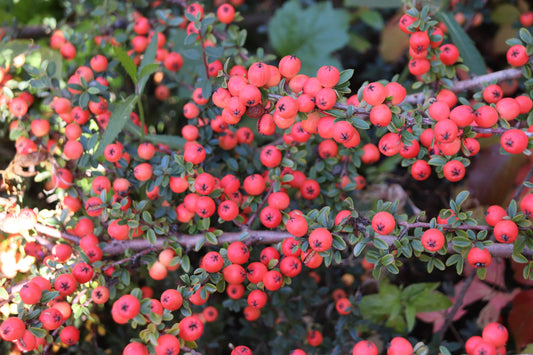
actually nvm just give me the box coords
[260,206,282,229]
[387,337,413,355]
[308,228,333,252]
[411,159,431,181]
[217,4,235,24]
[307,330,323,347]
[154,334,180,355]
[39,308,64,330]
[280,256,302,277]
[279,55,301,79]
[443,160,465,182]
[501,129,528,154]
[493,219,518,243]
[363,82,386,106]
[227,241,250,264]
[506,44,529,66]
[372,211,395,235]
[160,289,183,311]
[472,341,497,355]
[475,105,499,128]
[247,289,268,309]
[439,44,460,65]
[232,345,252,355]
[316,65,340,88]
[520,193,533,216]
[496,98,520,121]
[261,145,282,167]
[91,286,110,304]
[483,84,503,104]
[0,317,25,341]
[467,247,491,268]
[433,119,458,143]
[19,281,42,305]
[421,228,445,252]
[260,246,281,266]
[485,205,507,226]
[482,322,508,348]
[335,297,351,315]
[263,270,283,291]
[60,325,80,346]
[408,58,430,76]
[352,340,378,355]
[179,315,204,342]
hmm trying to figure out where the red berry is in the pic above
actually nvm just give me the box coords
[467,247,491,268]
[307,330,323,347]
[421,228,445,252]
[507,44,529,66]
[352,340,378,355]
[482,322,508,348]
[308,228,333,252]
[387,337,413,355]
[493,219,518,243]
[179,315,204,342]
[372,211,395,235]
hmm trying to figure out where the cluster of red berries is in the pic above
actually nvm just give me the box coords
[465,322,509,355]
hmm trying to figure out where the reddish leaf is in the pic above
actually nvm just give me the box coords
[483,257,506,289]
[508,289,533,350]
[467,142,529,205]
[478,289,520,327]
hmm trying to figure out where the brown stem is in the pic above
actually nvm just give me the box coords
[434,271,476,343]
[100,230,533,258]
[35,223,80,244]
[511,160,533,202]
[404,68,523,105]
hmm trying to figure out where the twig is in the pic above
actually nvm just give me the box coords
[511,160,533,202]
[433,271,476,344]
[404,68,523,104]
[100,229,533,258]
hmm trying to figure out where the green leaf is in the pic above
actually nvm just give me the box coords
[455,190,469,209]
[337,69,354,86]
[413,291,453,313]
[29,327,48,338]
[144,134,186,150]
[344,0,402,8]
[268,0,350,74]
[435,12,487,76]
[139,63,160,82]
[181,255,190,273]
[360,9,384,31]
[138,33,159,94]
[373,237,389,250]
[95,95,138,158]
[115,47,138,84]
[40,290,59,304]
[405,304,416,332]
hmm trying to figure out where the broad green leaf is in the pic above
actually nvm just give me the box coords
[268,0,350,74]
[405,304,416,331]
[95,95,138,158]
[436,12,487,76]
[138,32,159,93]
[344,0,402,8]
[412,291,452,313]
[115,47,138,84]
[402,282,439,300]
[144,134,186,150]
[360,9,385,31]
